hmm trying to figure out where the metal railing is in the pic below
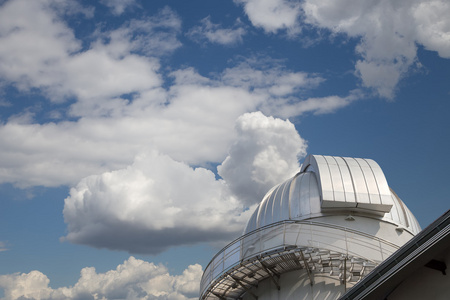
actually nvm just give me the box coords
[200,219,400,297]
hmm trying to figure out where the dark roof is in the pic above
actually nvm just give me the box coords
[339,209,450,300]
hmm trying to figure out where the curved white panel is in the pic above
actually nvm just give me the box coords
[289,174,302,219]
[355,158,382,210]
[366,159,392,206]
[244,154,421,235]
[334,156,356,203]
[308,173,321,214]
[345,157,371,205]
[325,156,346,203]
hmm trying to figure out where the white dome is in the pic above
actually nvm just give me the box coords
[244,155,421,235]
[200,155,421,300]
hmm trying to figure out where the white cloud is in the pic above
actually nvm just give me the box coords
[0,1,360,191]
[0,1,180,103]
[0,118,138,187]
[219,59,359,117]
[0,0,81,97]
[48,0,95,18]
[187,16,246,45]
[0,57,335,188]
[411,1,450,58]
[64,50,161,102]
[220,58,324,93]
[302,0,450,98]
[61,112,305,253]
[235,0,302,34]
[90,7,182,59]
[236,0,450,98]
[124,7,182,56]
[100,0,137,15]
[263,90,362,118]
[62,151,252,253]
[0,256,202,300]
[218,112,306,205]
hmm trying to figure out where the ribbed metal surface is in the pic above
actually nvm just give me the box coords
[244,155,421,235]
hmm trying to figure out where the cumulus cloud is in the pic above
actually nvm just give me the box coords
[302,0,416,98]
[0,0,81,97]
[187,16,246,45]
[236,0,450,98]
[0,1,180,103]
[0,256,202,300]
[62,112,306,253]
[411,1,450,58]
[0,56,337,188]
[0,1,359,191]
[218,112,306,205]
[0,76,254,187]
[62,151,252,254]
[235,0,302,34]
[303,0,450,98]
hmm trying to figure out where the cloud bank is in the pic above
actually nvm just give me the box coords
[0,0,355,189]
[0,0,178,103]
[0,257,202,300]
[62,112,306,254]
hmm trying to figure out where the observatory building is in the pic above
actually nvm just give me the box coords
[199,155,421,300]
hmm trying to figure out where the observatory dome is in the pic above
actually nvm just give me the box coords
[244,155,421,235]
[200,155,421,300]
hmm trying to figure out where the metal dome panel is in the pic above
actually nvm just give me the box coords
[244,155,421,235]
[300,155,395,212]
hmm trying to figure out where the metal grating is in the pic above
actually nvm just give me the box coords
[201,246,377,299]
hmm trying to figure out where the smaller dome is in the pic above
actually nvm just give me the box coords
[244,155,421,235]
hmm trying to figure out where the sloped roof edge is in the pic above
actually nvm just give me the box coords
[339,209,450,300]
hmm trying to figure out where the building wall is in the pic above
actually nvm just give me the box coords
[387,247,450,300]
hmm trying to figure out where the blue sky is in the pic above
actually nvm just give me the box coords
[0,0,449,299]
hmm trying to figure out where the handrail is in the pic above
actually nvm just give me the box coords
[200,219,401,297]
